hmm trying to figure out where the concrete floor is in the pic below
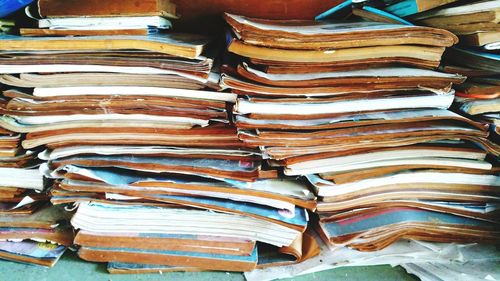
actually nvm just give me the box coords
[0,250,419,281]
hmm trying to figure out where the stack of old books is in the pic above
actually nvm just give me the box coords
[344,0,500,147]
[409,1,500,147]
[0,0,320,272]
[0,204,73,267]
[222,13,500,251]
[0,118,72,266]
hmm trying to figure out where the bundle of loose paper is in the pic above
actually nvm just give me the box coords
[244,231,500,281]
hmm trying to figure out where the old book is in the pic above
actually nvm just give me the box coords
[384,0,459,17]
[40,146,260,161]
[0,168,43,190]
[411,1,500,21]
[0,227,74,246]
[78,246,257,272]
[228,40,447,67]
[455,97,500,115]
[29,87,234,102]
[318,201,500,222]
[0,204,71,229]
[71,202,302,248]
[75,231,256,256]
[107,262,202,274]
[22,125,245,149]
[316,207,500,251]
[20,28,155,37]
[445,48,500,72]
[0,34,209,59]
[234,109,485,131]
[1,73,206,90]
[48,155,261,182]
[224,14,457,49]
[284,145,490,176]
[236,64,465,87]
[306,171,499,198]
[0,51,214,74]
[222,68,465,96]
[38,0,178,19]
[459,32,500,47]
[0,240,66,267]
[52,165,316,210]
[352,6,413,25]
[37,16,172,30]
[412,1,500,34]
[234,90,455,116]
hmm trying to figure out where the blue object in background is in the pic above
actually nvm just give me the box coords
[362,6,414,26]
[0,0,34,18]
[315,0,352,20]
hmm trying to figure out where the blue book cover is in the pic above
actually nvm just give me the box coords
[315,0,353,20]
[0,240,66,259]
[0,0,33,18]
[323,207,494,237]
[385,0,419,17]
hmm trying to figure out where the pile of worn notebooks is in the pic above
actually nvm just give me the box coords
[0,0,321,271]
[331,0,500,149]
[0,0,499,278]
[0,204,72,267]
[412,1,500,148]
[222,12,500,251]
[349,0,500,197]
[0,123,72,266]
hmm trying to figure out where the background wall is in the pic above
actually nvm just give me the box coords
[172,0,342,33]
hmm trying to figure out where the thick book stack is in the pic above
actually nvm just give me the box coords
[409,1,500,150]
[0,119,73,266]
[0,204,73,267]
[340,0,500,149]
[222,13,500,251]
[22,0,178,36]
[0,0,321,271]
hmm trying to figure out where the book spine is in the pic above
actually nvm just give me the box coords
[385,0,419,17]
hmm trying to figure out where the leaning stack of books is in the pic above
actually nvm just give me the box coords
[222,13,500,251]
[0,0,321,271]
[349,0,500,151]
[0,204,73,267]
[0,124,72,266]
[410,1,500,150]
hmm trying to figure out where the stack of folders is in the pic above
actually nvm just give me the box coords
[0,112,73,266]
[0,0,321,271]
[222,13,500,251]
